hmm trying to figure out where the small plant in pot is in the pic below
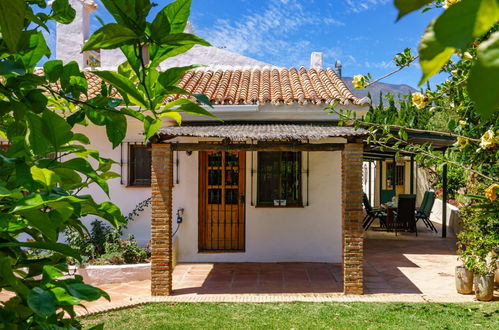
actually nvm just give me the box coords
[457,199,498,301]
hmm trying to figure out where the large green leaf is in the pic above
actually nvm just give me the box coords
[11,193,87,212]
[176,102,218,120]
[66,283,110,301]
[50,287,81,305]
[43,60,64,83]
[164,0,192,33]
[18,209,58,241]
[101,0,152,34]
[0,257,30,297]
[82,23,139,51]
[42,109,74,150]
[97,201,125,228]
[0,0,26,52]
[61,158,110,195]
[0,214,26,232]
[468,31,499,119]
[394,0,432,20]
[30,166,60,188]
[143,116,162,140]
[418,19,454,85]
[434,0,499,50]
[25,112,50,155]
[105,112,127,148]
[19,31,50,69]
[150,11,171,41]
[27,287,57,317]
[93,71,148,108]
[50,0,76,24]
[158,33,210,47]
[158,65,198,88]
[0,241,81,261]
[42,265,64,282]
[149,44,194,68]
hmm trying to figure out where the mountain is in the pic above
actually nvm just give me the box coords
[342,77,417,106]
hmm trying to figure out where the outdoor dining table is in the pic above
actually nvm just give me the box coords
[381,202,397,231]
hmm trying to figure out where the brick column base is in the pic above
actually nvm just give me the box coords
[151,144,173,296]
[341,143,364,294]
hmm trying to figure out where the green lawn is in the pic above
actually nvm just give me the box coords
[82,302,499,329]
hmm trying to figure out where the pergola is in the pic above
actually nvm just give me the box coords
[147,122,456,297]
[362,128,456,238]
[148,123,368,296]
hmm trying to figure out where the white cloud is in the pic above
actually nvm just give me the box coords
[362,60,396,69]
[323,18,345,26]
[197,0,345,67]
[344,0,391,13]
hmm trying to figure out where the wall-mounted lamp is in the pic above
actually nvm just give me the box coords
[176,208,184,224]
[186,151,192,156]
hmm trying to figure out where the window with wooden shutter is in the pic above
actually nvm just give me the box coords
[128,144,152,186]
[257,151,302,206]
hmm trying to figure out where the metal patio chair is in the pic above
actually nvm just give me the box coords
[393,194,417,236]
[362,194,387,230]
[416,191,437,233]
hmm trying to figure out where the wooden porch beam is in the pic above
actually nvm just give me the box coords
[170,143,345,152]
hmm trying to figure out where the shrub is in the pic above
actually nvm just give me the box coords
[65,220,148,265]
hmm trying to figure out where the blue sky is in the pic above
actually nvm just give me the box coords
[47,0,445,88]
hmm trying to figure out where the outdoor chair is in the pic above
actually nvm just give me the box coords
[362,194,387,230]
[393,194,417,236]
[380,189,396,204]
[416,191,437,233]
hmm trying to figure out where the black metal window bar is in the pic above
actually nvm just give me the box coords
[256,151,302,206]
[250,149,309,206]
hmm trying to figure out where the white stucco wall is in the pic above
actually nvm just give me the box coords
[71,119,345,262]
[172,146,343,263]
[73,118,152,245]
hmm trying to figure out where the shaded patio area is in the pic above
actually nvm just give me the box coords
[172,262,343,295]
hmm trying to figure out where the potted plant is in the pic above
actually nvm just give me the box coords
[457,200,498,301]
[455,262,474,295]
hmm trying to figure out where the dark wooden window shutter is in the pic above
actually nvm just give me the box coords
[128,144,152,186]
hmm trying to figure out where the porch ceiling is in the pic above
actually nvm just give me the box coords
[158,123,368,141]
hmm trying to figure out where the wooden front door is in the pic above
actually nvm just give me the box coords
[199,151,245,252]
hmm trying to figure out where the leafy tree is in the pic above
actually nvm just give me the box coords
[0,0,211,328]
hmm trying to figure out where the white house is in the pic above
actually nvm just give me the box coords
[34,0,375,295]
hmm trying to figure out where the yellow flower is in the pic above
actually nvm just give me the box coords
[352,75,366,89]
[459,120,467,127]
[454,136,469,150]
[479,129,498,150]
[443,0,460,9]
[485,184,498,201]
[463,52,473,60]
[412,92,429,109]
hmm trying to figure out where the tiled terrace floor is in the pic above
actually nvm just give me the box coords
[172,262,343,295]
[1,222,497,316]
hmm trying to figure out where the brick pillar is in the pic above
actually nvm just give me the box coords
[151,144,174,296]
[341,142,364,294]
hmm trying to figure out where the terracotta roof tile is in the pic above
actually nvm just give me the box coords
[34,67,369,106]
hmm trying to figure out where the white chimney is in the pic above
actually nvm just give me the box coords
[310,52,323,70]
[335,60,343,78]
[53,0,98,68]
